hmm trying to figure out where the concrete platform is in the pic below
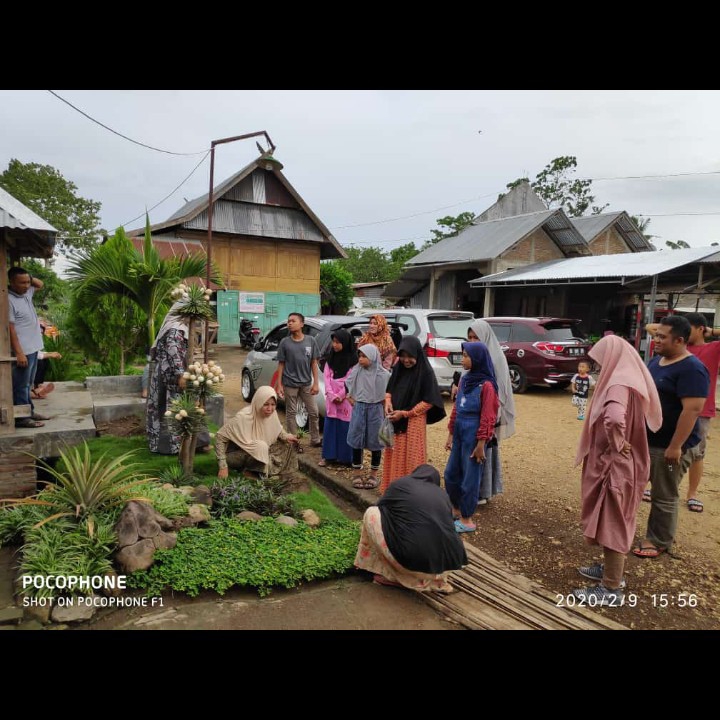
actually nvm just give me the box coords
[0,382,96,459]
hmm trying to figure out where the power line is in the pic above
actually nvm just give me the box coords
[590,170,720,181]
[331,192,498,229]
[47,90,208,156]
[120,151,211,228]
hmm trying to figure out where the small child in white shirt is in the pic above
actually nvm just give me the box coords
[571,361,595,420]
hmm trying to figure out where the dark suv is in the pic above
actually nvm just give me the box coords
[483,317,592,393]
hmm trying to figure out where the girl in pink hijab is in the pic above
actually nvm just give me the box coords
[572,335,662,606]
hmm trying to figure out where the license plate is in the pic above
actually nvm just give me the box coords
[450,353,463,365]
[568,348,584,356]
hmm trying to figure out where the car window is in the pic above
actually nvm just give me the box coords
[397,314,419,336]
[511,324,542,342]
[428,316,475,339]
[303,325,320,337]
[264,326,289,352]
[544,326,583,341]
[488,323,511,342]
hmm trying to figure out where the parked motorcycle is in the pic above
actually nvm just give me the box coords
[239,316,261,350]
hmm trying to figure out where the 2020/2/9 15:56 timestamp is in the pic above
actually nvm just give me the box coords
[555,592,699,608]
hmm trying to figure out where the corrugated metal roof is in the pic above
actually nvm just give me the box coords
[571,211,651,252]
[0,185,57,234]
[184,201,325,242]
[471,246,720,286]
[406,209,584,266]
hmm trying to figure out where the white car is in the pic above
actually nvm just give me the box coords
[361,309,475,392]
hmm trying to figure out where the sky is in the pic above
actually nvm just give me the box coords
[2,89,720,272]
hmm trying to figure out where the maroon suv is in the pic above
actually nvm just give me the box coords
[484,317,592,393]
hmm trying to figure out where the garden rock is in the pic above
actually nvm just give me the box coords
[276,515,299,527]
[116,539,157,573]
[23,602,52,625]
[191,485,213,506]
[51,596,97,623]
[301,509,321,528]
[178,486,195,497]
[115,501,174,547]
[235,511,262,522]
[0,607,24,625]
[187,504,211,524]
[100,570,124,598]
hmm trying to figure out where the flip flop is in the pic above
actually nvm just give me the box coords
[15,418,45,428]
[632,543,666,559]
[317,458,327,467]
[642,488,652,503]
[372,574,403,588]
[454,519,477,533]
[687,498,704,513]
[31,413,51,421]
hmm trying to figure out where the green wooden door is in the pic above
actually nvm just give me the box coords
[217,290,239,344]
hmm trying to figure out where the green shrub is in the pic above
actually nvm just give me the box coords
[135,482,190,519]
[210,476,298,519]
[128,516,361,597]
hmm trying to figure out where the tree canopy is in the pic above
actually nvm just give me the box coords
[0,159,105,254]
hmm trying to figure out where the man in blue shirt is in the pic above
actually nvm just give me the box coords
[634,316,709,558]
[8,266,49,428]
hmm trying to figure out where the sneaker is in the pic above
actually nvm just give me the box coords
[578,415,585,420]
[577,563,627,589]
[572,584,625,607]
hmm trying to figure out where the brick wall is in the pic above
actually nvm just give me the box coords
[502,228,564,264]
[588,229,631,256]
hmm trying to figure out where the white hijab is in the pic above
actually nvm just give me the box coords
[345,344,390,403]
[152,301,190,349]
[469,319,516,441]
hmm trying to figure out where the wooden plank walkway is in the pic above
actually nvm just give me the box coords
[422,543,627,630]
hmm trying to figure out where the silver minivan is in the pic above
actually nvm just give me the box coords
[362,309,475,392]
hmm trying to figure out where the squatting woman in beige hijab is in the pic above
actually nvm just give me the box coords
[215,386,299,480]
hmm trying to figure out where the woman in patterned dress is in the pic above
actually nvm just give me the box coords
[380,335,446,494]
[357,314,397,371]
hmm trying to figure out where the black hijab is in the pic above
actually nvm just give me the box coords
[377,464,468,574]
[326,328,358,379]
[386,335,446,432]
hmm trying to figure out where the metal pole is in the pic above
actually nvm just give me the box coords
[202,130,276,363]
[204,143,216,363]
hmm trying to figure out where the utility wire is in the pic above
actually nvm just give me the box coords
[120,151,211,228]
[47,90,207,156]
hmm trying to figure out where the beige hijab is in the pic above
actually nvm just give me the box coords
[220,386,284,470]
[575,335,662,466]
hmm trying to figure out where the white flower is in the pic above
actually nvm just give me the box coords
[220,374,225,381]
[179,409,188,417]
[198,377,205,383]
[189,374,196,381]
[209,432,215,439]
[208,361,215,367]
[182,371,191,379]
[197,408,206,415]
[175,413,183,421]
[164,410,172,417]
[193,380,200,387]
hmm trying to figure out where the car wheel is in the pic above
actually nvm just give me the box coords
[508,364,528,394]
[241,370,255,402]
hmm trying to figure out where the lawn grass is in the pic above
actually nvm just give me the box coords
[289,486,348,523]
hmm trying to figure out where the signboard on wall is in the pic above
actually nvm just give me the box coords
[239,292,265,313]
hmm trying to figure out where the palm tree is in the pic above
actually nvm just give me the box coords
[67,215,220,347]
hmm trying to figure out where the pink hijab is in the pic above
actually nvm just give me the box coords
[575,335,662,466]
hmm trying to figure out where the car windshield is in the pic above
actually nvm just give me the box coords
[428,316,474,339]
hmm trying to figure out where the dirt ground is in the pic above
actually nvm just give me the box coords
[91,346,720,630]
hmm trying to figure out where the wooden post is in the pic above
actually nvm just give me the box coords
[0,230,14,433]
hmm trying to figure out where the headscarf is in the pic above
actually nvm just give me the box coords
[217,386,284,471]
[386,335,446,432]
[358,314,396,364]
[326,328,357,379]
[575,335,662,466]
[345,344,390,403]
[469,319,516,440]
[377,464,468,574]
[460,341,498,395]
[151,301,191,349]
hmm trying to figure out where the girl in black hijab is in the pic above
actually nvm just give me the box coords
[380,336,446,493]
[354,464,466,592]
[319,328,358,467]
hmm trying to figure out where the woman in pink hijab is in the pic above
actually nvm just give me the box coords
[573,335,662,606]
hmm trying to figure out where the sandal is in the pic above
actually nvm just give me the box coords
[687,498,704,513]
[454,519,477,533]
[31,413,51,421]
[364,475,380,490]
[352,475,366,489]
[632,542,666,559]
[15,418,45,428]
[642,488,652,503]
[373,574,403,588]
[318,458,327,467]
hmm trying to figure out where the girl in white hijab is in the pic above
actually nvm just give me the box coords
[215,386,299,479]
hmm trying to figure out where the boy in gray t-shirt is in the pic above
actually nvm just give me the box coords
[275,313,321,445]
